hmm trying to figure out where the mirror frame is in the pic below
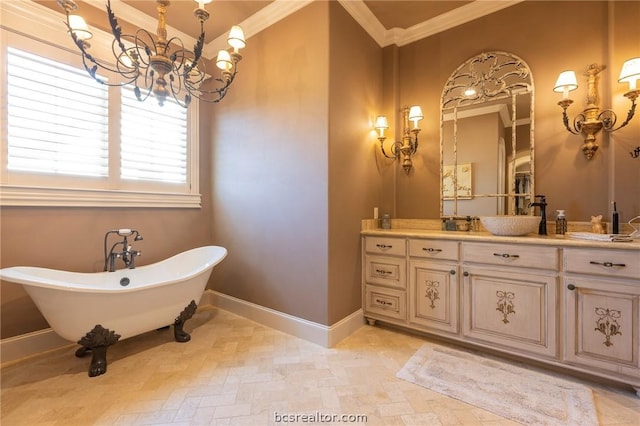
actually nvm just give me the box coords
[439,51,535,218]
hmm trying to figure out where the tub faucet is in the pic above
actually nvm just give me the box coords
[103,229,143,272]
[528,195,548,235]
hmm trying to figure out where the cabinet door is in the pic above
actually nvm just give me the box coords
[462,266,557,357]
[564,276,640,378]
[409,260,458,334]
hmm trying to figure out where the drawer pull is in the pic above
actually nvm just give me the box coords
[376,244,393,249]
[375,269,392,275]
[567,284,576,290]
[375,298,392,306]
[589,261,626,268]
[422,248,443,253]
[493,253,520,259]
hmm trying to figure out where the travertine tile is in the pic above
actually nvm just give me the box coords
[2,307,639,425]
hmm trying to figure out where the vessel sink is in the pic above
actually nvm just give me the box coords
[480,215,540,236]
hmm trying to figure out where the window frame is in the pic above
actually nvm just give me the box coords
[0,0,201,208]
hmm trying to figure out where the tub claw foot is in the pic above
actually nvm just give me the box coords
[174,300,197,343]
[77,325,120,377]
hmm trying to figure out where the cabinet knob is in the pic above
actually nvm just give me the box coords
[567,284,576,291]
[450,270,456,275]
[463,271,469,277]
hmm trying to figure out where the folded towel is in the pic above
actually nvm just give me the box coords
[567,232,632,242]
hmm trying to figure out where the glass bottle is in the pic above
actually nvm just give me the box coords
[555,210,567,235]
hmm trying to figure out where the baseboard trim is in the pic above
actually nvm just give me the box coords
[202,290,364,347]
[0,329,72,366]
[0,291,364,365]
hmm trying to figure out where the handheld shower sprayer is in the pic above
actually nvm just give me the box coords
[103,228,144,271]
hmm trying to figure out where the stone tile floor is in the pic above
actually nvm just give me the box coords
[1,308,639,425]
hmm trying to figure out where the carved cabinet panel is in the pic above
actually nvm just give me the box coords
[462,266,558,357]
[564,276,640,378]
[409,260,458,334]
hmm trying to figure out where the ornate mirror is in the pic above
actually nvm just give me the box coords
[440,51,534,218]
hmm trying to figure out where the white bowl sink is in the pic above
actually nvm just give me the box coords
[480,215,540,236]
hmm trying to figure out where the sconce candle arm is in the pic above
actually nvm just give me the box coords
[603,90,638,132]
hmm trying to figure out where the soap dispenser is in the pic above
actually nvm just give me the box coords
[555,210,567,236]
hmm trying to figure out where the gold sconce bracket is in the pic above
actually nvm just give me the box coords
[375,106,422,174]
[554,59,640,159]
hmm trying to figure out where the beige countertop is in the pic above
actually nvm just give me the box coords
[361,227,640,251]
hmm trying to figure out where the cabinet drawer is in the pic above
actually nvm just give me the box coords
[564,248,640,279]
[364,285,407,321]
[409,239,459,261]
[365,237,406,256]
[463,242,558,270]
[364,255,406,289]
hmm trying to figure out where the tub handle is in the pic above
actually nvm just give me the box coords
[120,277,130,286]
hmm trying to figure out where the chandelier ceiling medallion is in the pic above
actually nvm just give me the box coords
[56,0,246,107]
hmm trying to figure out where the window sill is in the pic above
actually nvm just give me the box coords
[0,185,201,208]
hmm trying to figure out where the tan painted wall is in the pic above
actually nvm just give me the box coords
[327,3,383,325]
[392,1,640,223]
[207,2,331,325]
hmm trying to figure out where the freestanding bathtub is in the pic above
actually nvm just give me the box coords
[0,245,227,377]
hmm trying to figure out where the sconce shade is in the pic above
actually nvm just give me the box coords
[67,15,92,41]
[408,106,423,121]
[553,70,578,93]
[228,26,246,51]
[375,115,389,130]
[618,57,640,90]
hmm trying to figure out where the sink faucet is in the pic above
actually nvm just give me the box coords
[103,229,143,272]
[528,195,548,235]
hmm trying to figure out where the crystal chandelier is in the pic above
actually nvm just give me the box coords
[56,0,246,107]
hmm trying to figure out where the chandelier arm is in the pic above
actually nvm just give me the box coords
[132,67,156,102]
[106,0,128,56]
[129,29,158,68]
[186,69,238,103]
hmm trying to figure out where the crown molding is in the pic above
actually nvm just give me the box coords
[391,0,525,47]
[340,0,525,48]
[204,0,314,58]
[336,0,387,47]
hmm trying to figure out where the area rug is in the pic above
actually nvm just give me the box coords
[396,343,598,425]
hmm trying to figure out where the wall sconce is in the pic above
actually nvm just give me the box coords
[553,58,640,159]
[375,105,423,174]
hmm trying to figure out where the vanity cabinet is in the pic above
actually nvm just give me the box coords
[361,232,640,394]
[408,239,459,334]
[363,237,407,323]
[563,248,640,381]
